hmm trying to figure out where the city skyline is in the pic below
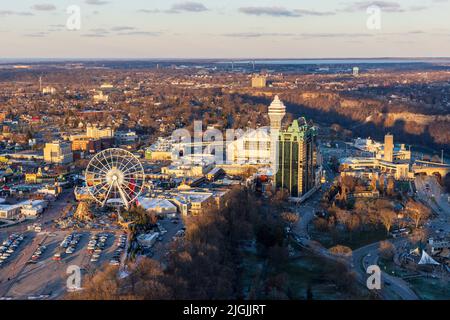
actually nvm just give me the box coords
[2,0,450,59]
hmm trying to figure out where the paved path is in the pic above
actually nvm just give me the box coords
[290,167,420,300]
[352,240,419,300]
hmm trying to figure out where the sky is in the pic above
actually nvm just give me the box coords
[1,0,450,59]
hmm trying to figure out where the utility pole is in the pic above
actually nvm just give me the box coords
[442,149,444,164]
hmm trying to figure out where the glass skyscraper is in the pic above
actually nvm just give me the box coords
[275,117,317,198]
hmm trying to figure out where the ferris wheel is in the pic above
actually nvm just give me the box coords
[85,148,145,209]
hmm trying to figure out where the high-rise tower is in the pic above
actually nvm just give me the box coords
[384,134,394,163]
[276,118,317,198]
[268,95,286,183]
[268,95,286,131]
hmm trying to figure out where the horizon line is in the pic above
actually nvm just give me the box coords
[2,56,450,63]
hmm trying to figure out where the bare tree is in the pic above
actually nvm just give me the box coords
[281,212,299,225]
[379,241,396,261]
[379,209,396,235]
[386,177,395,196]
[406,200,431,229]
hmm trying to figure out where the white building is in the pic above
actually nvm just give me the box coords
[352,137,383,153]
[226,127,272,164]
[0,204,22,220]
[137,197,177,217]
[19,200,48,218]
[115,130,138,144]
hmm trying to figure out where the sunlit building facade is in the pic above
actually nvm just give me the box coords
[276,118,317,198]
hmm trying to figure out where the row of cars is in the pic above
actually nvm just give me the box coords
[0,233,25,267]
[88,233,110,263]
[29,244,47,263]
[53,233,82,261]
[109,234,127,266]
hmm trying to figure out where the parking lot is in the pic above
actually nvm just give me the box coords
[0,229,126,299]
[151,217,185,262]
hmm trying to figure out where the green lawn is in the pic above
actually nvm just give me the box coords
[241,250,372,300]
[309,225,388,250]
[378,259,419,278]
[407,277,450,300]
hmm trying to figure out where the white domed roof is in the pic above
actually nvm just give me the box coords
[268,95,286,114]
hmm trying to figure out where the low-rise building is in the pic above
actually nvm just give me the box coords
[0,204,22,220]
[171,191,215,216]
[162,161,214,178]
[71,137,102,154]
[137,197,178,217]
[115,130,138,144]
[251,75,267,88]
[44,141,73,164]
[226,127,272,165]
[340,157,412,180]
[19,200,48,218]
[146,137,174,161]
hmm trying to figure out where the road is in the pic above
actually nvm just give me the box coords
[352,240,419,300]
[290,154,420,300]
[415,175,450,234]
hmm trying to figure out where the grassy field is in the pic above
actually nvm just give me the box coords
[309,225,388,250]
[378,259,419,278]
[407,277,450,300]
[241,250,372,300]
[378,259,450,300]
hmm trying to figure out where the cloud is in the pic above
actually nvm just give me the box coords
[294,9,335,16]
[297,33,374,38]
[341,1,403,12]
[116,31,162,36]
[238,6,334,17]
[85,0,109,5]
[221,32,374,39]
[239,6,301,17]
[341,1,429,13]
[222,32,296,38]
[111,26,136,32]
[0,10,33,16]
[91,28,110,33]
[81,28,109,37]
[138,2,208,14]
[167,2,208,13]
[82,27,162,38]
[137,9,161,14]
[82,33,108,38]
[24,32,49,38]
[31,4,56,11]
